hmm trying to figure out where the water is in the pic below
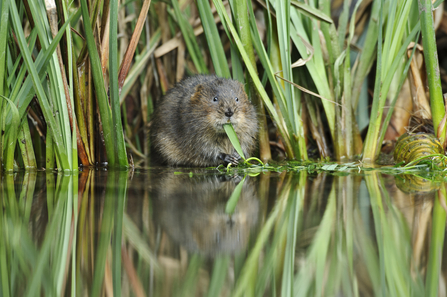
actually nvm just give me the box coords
[1,167,446,296]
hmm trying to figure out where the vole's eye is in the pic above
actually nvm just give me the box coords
[235,97,239,102]
[213,97,218,102]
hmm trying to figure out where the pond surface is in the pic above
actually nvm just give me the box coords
[1,167,446,296]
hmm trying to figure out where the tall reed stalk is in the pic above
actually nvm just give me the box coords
[362,0,420,162]
[419,0,445,142]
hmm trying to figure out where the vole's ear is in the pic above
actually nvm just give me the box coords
[190,85,204,103]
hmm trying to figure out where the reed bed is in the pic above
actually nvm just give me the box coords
[0,0,446,172]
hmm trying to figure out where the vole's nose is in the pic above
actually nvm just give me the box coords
[225,109,234,118]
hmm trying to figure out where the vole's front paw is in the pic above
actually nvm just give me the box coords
[219,153,241,166]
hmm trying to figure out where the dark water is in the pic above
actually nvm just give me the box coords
[1,168,446,296]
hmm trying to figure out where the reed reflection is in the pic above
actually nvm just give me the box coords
[0,169,446,296]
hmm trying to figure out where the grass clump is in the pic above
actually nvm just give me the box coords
[0,0,445,172]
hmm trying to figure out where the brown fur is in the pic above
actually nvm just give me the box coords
[150,173,260,256]
[151,75,258,166]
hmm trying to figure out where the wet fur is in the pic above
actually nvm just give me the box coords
[151,75,258,166]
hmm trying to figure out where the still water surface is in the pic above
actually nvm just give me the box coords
[1,168,446,296]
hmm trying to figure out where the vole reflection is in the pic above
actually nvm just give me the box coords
[151,173,260,257]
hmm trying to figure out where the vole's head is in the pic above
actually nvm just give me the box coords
[191,77,256,133]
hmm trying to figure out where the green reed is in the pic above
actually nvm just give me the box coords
[419,0,445,142]
[0,0,445,170]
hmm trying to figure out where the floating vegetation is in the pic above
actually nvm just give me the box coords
[214,158,447,179]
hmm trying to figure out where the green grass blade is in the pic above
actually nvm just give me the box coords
[30,0,73,169]
[112,171,128,295]
[419,0,445,141]
[9,1,73,170]
[71,172,79,297]
[223,123,245,160]
[196,0,230,78]
[91,172,115,296]
[225,175,246,214]
[23,187,67,297]
[17,116,37,169]
[294,178,334,296]
[1,96,18,171]
[61,0,78,170]
[281,177,304,297]
[123,215,159,266]
[207,256,230,297]
[248,14,296,158]
[276,0,295,134]
[80,0,117,166]
[352,0,380,109]
[235,0,272,162]
[0,0,10,97]
[7,10,79,121]
[46,130,54,170]
[72,51,92,164]
[362,0,384,162]
[172,0,208,74]
[337,0,350,50]
[289,6,335,140]
[213,0,293,160]
[230,45,244,83]
[290,0,333,24]
[378,38,418,146]
[18,172,36,224]
[54,175,73,295]
[232,177,292,297]
[110,0,128,168]
[0,204,10,297]
[425,187,446,296]
[363,22,420,161]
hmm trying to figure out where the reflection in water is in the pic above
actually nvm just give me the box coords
[150,173,260,256]
[0,169,446,296]
[395,173,441,194]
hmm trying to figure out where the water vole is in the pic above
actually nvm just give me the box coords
[150,75,258,166]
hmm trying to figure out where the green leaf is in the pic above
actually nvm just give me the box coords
[213,0,294,159]
[322,164,338,171]
[1,95,19,171]
[225,175,246,214]
[196,0,230,78]
[80,0,116,166]
[291,0,333,24]
[0,0,10,96]
[223,123,245,160]
[9,1,70,169]
[110,0,129,168]
[207,256,230,297]
[172,0,208,74]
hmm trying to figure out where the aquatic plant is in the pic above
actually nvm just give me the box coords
[0,0,446,172]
